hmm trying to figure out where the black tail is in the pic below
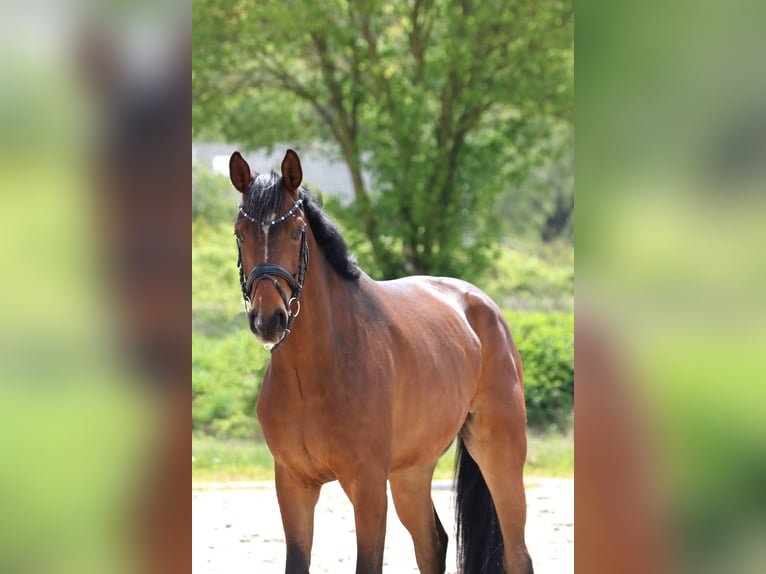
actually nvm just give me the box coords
[454,437,505,573]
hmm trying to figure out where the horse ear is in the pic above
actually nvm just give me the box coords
[229,151,252,194]
[281,149,303,192]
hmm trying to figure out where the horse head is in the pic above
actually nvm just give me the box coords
[229,150,308,350]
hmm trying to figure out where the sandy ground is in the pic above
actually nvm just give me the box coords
[192,478,573,573]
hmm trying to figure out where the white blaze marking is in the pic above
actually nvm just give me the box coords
[262,213,275,261]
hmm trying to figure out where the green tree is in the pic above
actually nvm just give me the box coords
[495,134,574,244]
[193,0,573,279]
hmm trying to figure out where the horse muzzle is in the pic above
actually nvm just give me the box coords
[248,308,288,345]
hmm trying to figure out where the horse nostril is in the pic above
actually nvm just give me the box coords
[269,308,288,334]
[248,311,263,335]
[276,308,287,331]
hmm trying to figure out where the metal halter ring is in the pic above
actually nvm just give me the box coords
[288,297,301,318]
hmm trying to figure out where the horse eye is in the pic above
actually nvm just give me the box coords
[291,228,303,241]
[234,231,243,242]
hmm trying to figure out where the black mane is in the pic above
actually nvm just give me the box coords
[245,173,360,281]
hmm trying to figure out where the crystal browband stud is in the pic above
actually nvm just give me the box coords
[238,198,303,226]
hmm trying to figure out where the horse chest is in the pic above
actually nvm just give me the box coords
[258,369,392,475]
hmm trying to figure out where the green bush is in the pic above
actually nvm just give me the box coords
[192,329,269,439]
[505,310,574,430]
[192,221,241,308]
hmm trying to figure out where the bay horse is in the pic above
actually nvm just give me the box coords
[229,149,533,574]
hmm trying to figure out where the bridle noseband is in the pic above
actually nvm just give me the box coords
[236,198,309,353]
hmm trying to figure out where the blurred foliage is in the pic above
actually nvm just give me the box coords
[496,142,574,244]
[192,204,270,439]
[576,1,766,571]
[192,163,239,226]
[483,240,574,313]
[191,221,240,308]
[193,0,573,281]
[192,330,267,439]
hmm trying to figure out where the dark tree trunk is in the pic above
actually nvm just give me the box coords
[542,191,574,243]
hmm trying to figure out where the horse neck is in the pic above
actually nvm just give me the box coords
[272,227,350,363]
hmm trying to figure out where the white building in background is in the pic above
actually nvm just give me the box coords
[192,142,365,205]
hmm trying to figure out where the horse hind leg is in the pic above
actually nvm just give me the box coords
[461,404,534,574]
[389,463,449,574]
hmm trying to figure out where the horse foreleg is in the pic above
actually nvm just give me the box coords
[339,469,388,574]
[274,463,321,574]
[389,463,448,574]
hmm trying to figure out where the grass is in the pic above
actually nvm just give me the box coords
[192,435,275,482]
[192,428,573,484]
[525,429,575,478]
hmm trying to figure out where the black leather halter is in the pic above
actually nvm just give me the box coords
[236,198,309,353]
